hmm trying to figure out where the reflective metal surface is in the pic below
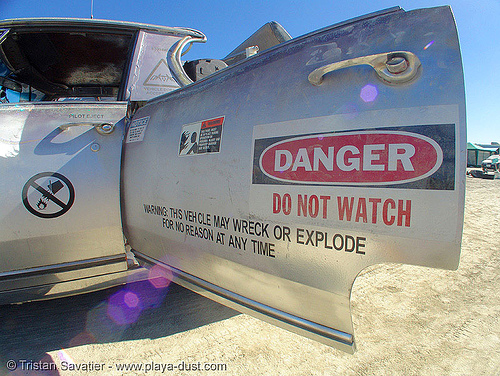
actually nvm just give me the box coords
[0,18,204,39]
[59,122,115,135]
[0,17,204,302]
[0,102,128,300]
[223,21,291,65]
[308,51,421,86]
[123,6,466,352]
[167,35,208,87]
[125,30,206,101]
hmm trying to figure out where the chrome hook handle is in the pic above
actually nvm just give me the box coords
[59,122,115,135]
[308,51,421,86]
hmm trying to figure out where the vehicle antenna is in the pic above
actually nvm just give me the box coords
[90,0,94,19]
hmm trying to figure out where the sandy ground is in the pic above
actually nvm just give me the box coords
[1,176,499,375]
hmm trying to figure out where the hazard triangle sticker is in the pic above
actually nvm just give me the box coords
[143,59,177,88]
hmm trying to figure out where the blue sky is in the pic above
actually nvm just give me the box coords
[1,0,498,143]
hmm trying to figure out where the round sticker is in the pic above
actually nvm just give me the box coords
[22,172,75,219]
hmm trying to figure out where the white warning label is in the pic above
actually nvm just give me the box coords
[179,117,224,156]
[126,116,150,143]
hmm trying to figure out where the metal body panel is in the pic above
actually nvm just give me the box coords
[122,6,465,352]
[0,17,208,302]
[126,31,184,101]
[0,18,204,39]
[0,102,128,297]
[0,18,206,101]
[0,263,148,305]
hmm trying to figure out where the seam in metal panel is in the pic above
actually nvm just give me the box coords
[0,254,127,281]
[133,250,353,346]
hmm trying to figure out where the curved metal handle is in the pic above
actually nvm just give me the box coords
[167,35,207,87]
[308,51,421,86]
[59,122,115,135]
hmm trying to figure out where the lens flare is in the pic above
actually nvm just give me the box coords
[124,291,140,308]
[148,264,173,289]
[340,103,359,119]
[424,40,435,50]
[85,301,127,342]
[107,289,143,325]
[360,85,378,103]
[69,331,96,347]
[58,349,74,365]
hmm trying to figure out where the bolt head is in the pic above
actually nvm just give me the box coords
[90,143,100,152]
[386,56,408,74]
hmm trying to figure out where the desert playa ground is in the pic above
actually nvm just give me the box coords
[1,176,499,375]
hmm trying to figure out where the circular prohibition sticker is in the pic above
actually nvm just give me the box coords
[22,172,75,219]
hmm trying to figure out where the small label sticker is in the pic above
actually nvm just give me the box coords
[179,116,224,156]
[22,172,75,219]
[126,116,150,143]
[143,59,178,88]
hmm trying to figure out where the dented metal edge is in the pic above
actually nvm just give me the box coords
[297,6,402,42]
[0,18,205,39]
[133,250,354,350]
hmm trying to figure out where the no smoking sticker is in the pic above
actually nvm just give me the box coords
[22,172,75,219]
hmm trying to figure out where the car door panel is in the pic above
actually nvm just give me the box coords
[0,102,128,299]
[122,6,465,352]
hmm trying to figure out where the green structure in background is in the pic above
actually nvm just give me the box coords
[467,142,499,167]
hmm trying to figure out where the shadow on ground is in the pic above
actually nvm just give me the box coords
[0,272,238,374]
